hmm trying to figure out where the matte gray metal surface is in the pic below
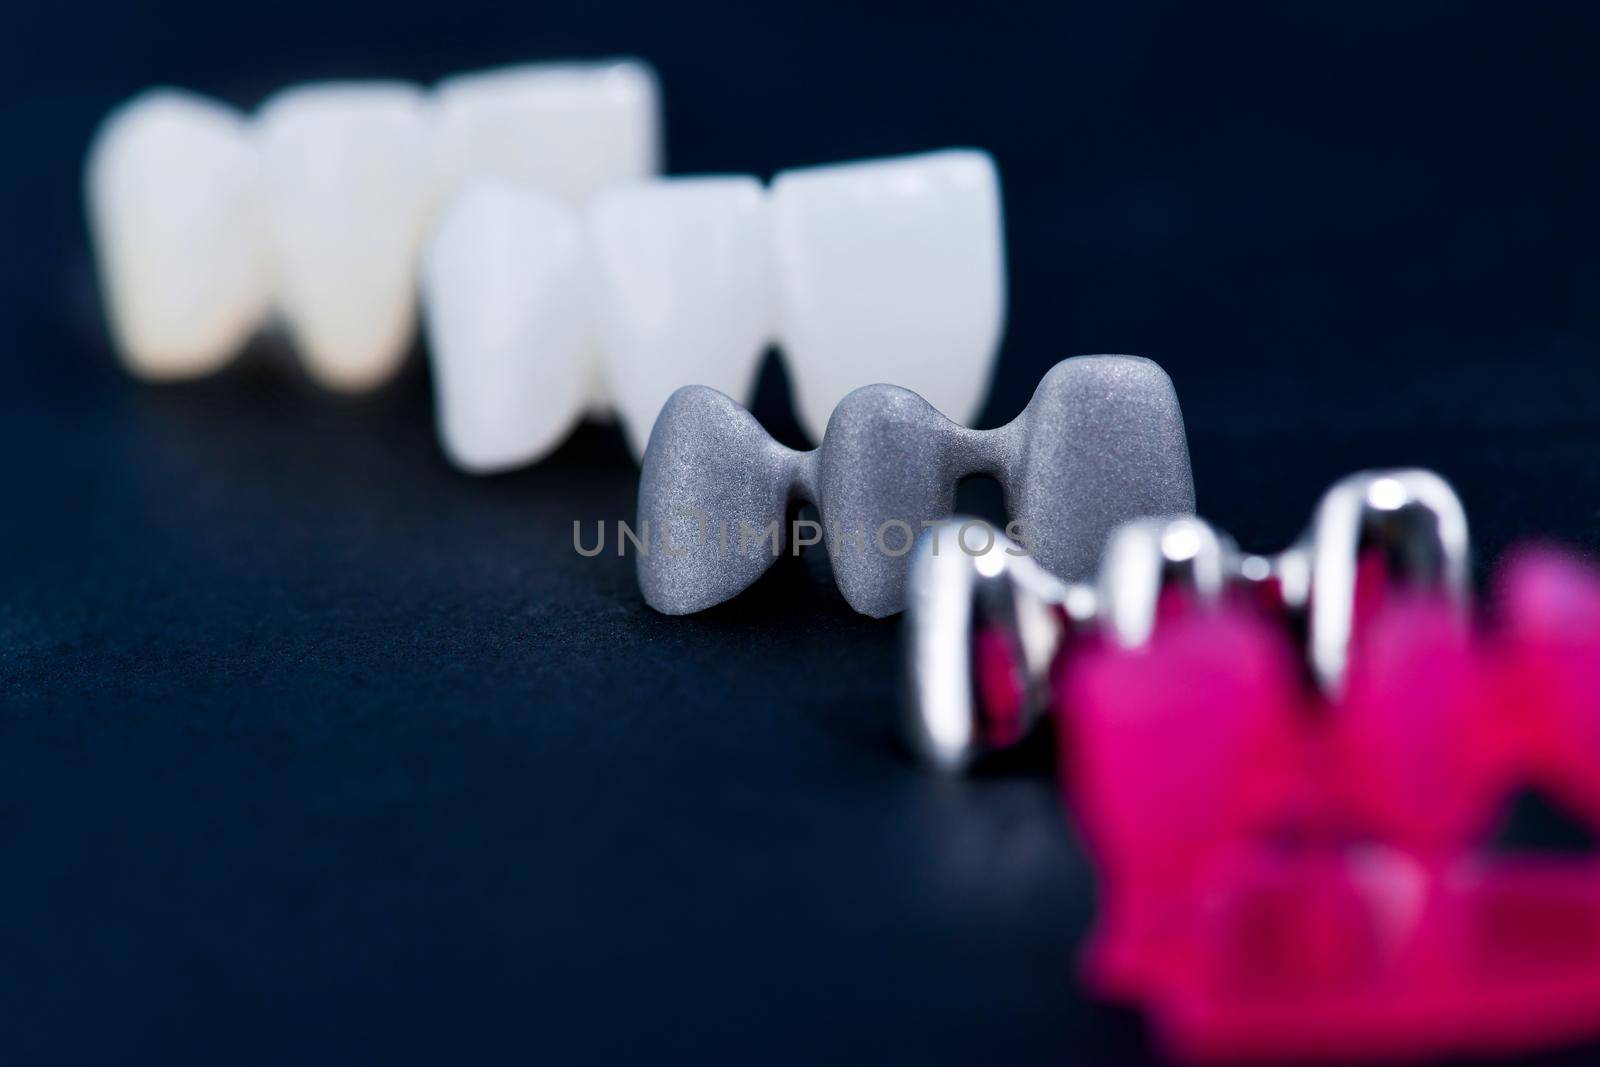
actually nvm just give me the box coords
[637,355,1196,617]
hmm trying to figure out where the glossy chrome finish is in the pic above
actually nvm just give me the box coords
[901,469,1475,771]
[903,513,1231,771]
[902,519,1071,773]
[1270,546,1313,612]
[1098,516,1233,648]
[1301,469,1471,693]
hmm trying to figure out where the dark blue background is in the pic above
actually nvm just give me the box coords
[3,2,1600,1062]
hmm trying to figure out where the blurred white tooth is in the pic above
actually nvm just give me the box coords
[771,149,1006,441]
[421,182,591,474]
[85,89,271,380]
[589,177,775,457]
[433,59,660,207]
[256,82,433,392]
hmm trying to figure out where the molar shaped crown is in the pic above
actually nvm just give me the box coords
[814,386,980,617]
[636,354,1196,618]
[1009,356,1196,582]
[636,386,804,615]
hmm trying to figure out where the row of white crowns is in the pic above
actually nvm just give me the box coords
[904,469,1471,772]
[87,62,658,389]
[86,62,1006,472]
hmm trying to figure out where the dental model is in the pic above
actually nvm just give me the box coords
[84,59,660,390]
[422,148,1005,470]
[255,82,437,391]
[84,90,273,381]
[88,69,1004,469]
[635,354,1193,618]
[902,472,1600,1063]
[904,468,1470,770]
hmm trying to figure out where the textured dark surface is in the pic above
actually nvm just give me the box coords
[637,356,1193,617]
[4,2,1600,1063]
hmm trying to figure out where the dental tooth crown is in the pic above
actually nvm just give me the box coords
[256,81,435,392]
[87,70,1007,475]
[903,468,1472,772]
[904,472,1600,1063]
[432,61,660,207]
[427,148,1006,472]
[89,68,1010,486]
[588,176,777,459]
[84,89,273,381]
[636,354,1194,618]
[772,149,1006,443]
[421,182,592,474]
[84,59,662,388]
